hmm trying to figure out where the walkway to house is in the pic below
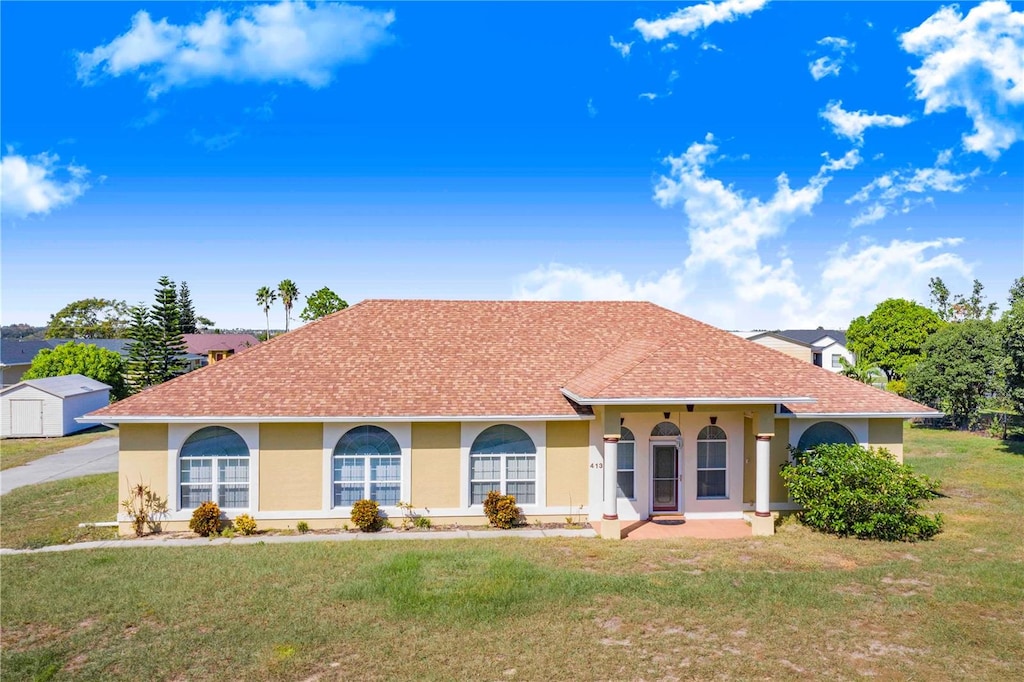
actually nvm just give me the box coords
[594,516,752,540]
[1,436,118,495]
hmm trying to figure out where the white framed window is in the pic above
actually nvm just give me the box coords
[617,427,635,499]
[696,425,727,499]
[332,426,402,507]
[179,426,250,509]
[469,424,536,504]
[831,354,842,368]
[796,421,856,451]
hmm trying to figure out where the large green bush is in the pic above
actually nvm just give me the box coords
[482,491,521,529]
[780,443,942,541]
[189,501,222,537]
[350,499,384,532]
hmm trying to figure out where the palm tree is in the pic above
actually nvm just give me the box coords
[838,357,887,388]
[256,286,277,339]
[278,279,299,332]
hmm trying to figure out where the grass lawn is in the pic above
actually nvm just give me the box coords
[0,474,118,549]
[0,426,116,471]
[1,425,1022,680]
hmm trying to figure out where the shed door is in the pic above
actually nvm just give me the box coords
[11,399,44,436]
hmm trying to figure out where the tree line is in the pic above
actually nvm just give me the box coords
[255,281,348,339]
[846,277,1024,431]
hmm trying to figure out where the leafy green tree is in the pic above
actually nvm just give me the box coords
[22,341,128,400]
[847,299,943,381]
[256,286,277,339]
[178,281,198,334]
[299,287,348,322]
[928,277,951,322]
[907,319,1002,429]
[151,276,187,383]
[929,277,998,322]
[1002,278,1024,415]
[837,357,887,388]
[45,298,129,339]
[125,304,160,392]
[278,279,299,332]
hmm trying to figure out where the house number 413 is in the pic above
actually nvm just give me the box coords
[589,462,604,469]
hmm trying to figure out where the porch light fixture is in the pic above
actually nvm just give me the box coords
[620,417,624,426]
[686,404,694,412]
[710,416,718,425]
[663,412,671,420]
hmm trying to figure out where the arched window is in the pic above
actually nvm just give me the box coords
[696,425,727,499]
[651,421,681,437]
[797,421,856,451]
[617,427,635,500]
[470,425,536,505]
[333,426,402,507]
[179,426,250,509]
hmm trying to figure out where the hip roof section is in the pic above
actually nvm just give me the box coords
[87,300,937,420]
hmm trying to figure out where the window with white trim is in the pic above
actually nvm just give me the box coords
[617,427,635,499]
[469,424,536,504]
[696,425,727,499]
[797,421,856,451]
[332,426,402,507]
[831,354,842,368]
[179,426,250,509]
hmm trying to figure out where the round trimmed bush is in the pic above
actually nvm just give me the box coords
[483,490,521,529]
[189,501,222,537]
[350,499,384,532]
[234,513,257,536]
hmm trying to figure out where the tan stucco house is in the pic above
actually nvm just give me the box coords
[83,300,938,538]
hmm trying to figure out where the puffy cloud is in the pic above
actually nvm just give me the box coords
[517,265,689,311]
[847,150,978,226]
[634,0,768,41]
[1,151,90,218]
[808,35,854,80]
[639,92,658,101]
[77,2,395,97]
[609,36,633,58]
[820,100,912,144]
[900,0,1024,158]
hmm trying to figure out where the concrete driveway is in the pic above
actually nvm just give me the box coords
[1,436,118,495]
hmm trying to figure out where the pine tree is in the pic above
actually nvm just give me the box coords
[125,304,159,392]
[152,276,187,383]
[178,281,198,334]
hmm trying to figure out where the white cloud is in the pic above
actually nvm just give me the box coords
[809,35,854,80]
[847,151,979,226]
[639,92,658,101]
[609,35,633,58]
[77,2,395,97]
[634,0,768,41]
[517,139,968,327]
[661,42,679,52]
[820,100,912,144]
[700,41,723,52]
[900,0,1024,158]
[1,150,90,218]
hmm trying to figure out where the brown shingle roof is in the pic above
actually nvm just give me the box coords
[87,300,937,420]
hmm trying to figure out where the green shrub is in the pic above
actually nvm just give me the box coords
[120,480,168,536]
[189,501,222,537]
[350,499,384,532]
[234,514,257,536]
[414,516,432,529]
[483,491,521,529]
[780,443,943,541]
[296,520,310,534]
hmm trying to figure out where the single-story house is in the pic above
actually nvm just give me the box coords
[181,333,260,369]
[83,300,938,538]
[3,374,111,438]
[776,329,854,372]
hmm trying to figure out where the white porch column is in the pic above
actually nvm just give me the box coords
[600,408,621,539]
[752,433,775,536]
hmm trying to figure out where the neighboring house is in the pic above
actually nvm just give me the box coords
[776,329,854,372]
[83,301,937,539]
[182,334,259,369]
[1,339,53,387]
[2,374,110,438]
[732,331,814,363]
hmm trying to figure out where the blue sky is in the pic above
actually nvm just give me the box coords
[2,0,1022,331]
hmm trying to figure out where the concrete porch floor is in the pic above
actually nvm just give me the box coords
[593,516,752,540]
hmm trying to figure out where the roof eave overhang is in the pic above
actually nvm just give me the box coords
[783,411,944,419]
[561,388,815,406]
[78,413,596,425]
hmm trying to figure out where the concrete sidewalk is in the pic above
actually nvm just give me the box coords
[0,526,599,555]
[1,436,119,495]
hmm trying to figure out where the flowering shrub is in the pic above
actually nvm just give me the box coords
[350,499,384,532]
[189,501,222,537]
[483,491,521,529]
[234,513,257,536]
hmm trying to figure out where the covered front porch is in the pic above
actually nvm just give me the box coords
[593,515,755,540]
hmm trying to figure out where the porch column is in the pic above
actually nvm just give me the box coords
[601,408,621,540]
[752,434,775,536]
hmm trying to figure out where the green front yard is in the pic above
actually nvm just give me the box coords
[1,426,1021,680]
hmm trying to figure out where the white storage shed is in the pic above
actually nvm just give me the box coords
[1,374,111,438]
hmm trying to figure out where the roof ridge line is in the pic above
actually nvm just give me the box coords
[563,335,677,397]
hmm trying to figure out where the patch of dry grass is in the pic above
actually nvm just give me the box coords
[1,425,1021,680]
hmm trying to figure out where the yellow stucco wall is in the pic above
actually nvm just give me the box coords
[869,418,904,462]
[410,422,461,509]
[770,418,790,503]
[546,421,589,508]
[259,423,323,512]
[119,423,168,503]
[743,417,755,504]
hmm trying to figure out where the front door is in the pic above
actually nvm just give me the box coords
[651,443,679,512]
